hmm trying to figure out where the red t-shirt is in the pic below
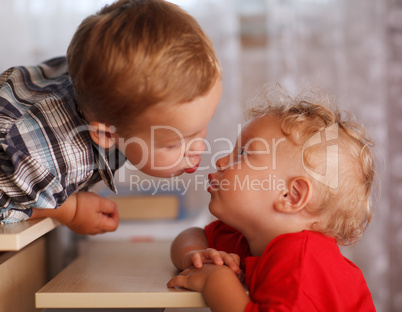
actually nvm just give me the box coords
[205,220,376,312]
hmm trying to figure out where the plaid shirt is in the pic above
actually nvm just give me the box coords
[0,57,125,223]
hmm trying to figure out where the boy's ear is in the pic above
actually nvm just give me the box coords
[274,177,313,214]
[88,121,117,149]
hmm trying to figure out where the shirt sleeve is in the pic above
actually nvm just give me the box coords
[205,220,251,267]
[0,112,94,224]
[0,68,13,88]
[0,59,100,224]
[0,139,66,223]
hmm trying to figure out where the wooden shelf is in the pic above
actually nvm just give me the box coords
[0,218,59,251]
[36,241,207,309]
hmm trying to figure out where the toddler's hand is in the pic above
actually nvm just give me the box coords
[168,263,232,292]
[67,192,119,235]
[183,248,241,276]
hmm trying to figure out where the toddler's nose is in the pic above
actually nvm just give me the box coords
[216,154,230,172]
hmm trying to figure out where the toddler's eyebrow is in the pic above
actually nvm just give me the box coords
[238,132,252,147]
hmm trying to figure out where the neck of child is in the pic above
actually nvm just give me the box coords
[244,217,318,257]
[246,233,278,257]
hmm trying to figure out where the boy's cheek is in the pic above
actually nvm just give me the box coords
[137,149,186,177]
[153,149,183,167]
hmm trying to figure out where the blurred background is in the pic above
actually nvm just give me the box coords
[1,0,401,311]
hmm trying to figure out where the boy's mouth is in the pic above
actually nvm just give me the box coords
[183,162,200,174]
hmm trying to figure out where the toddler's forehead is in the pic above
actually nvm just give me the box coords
[242,116,307,169]
[241,115,284,141]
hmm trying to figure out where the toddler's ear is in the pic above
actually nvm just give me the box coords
[88,121,116,149]
[274,177,312,214]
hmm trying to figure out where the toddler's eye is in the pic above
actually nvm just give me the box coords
[239,147,247,156]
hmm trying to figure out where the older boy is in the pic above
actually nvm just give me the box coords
[168,88,376,311]
[0,0,222,234]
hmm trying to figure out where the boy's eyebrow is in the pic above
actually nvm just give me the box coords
[177,129,205,140]
[185,130,202,139]
[157,130,199,144]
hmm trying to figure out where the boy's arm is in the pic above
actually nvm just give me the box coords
[31,192,119,235]
[30,193,77,225]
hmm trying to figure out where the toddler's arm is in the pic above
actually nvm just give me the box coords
[167,264,249,312]
[31,192,119,235]
[171,227,241,275]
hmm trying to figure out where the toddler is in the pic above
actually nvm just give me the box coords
[168,87,376,311]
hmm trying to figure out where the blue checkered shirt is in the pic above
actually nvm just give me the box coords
[0,57,125,223]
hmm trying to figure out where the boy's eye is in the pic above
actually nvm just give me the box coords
[167,142,183,150]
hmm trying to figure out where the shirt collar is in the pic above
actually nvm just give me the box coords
[73,100,126,194]
[92,144,123,194]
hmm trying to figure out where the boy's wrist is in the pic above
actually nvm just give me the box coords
[54,194,77,224]
[31,194,78,225]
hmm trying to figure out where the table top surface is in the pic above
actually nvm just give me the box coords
[36,240,207,309]
[0,218,58,251]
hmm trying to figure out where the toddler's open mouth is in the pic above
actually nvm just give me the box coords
[207,173,220,191]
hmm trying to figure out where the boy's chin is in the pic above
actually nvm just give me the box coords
[140,169,184,178]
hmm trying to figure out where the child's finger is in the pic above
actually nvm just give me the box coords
[99,198,119,215]
[167,270,190,288]
[205,249,224,265]
[100,209,119,232]
[167,276,179,288]
[191,253,203,269]
[221,253,241,273]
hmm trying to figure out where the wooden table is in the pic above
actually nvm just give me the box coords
[36,240,208,309]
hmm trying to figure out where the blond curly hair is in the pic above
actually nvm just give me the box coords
[247,85,376,245]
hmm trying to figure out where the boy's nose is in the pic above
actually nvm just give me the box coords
[184,129,207,157]
[185,139,206,157]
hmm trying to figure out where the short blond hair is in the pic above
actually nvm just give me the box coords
[67,0,221,135]
[248,86,376,245]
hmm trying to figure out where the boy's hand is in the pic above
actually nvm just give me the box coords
[67,192,119,235]
[30,192,119,235]
[183,248,242,276]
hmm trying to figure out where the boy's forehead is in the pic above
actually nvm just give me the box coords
[135,103,208,138]
[135,79,222,137]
